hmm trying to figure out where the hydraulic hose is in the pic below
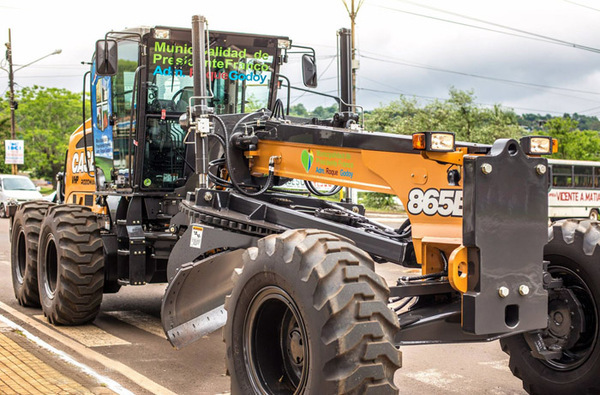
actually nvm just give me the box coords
[216,111,277,197]
[304,180,343,197]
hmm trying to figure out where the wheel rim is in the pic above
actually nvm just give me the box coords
[43,235,58,298]
[244,286,309,394]
[543,265,598,371]
[590,211,598,221]
[16,229,26,283]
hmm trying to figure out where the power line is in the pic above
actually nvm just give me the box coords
[576,104,600,114]
[0,74,81,79]
[12,64,87,69]
[359,52,600,103]
[374,1,600,54]
[372,4,556,47]
[562,0,600,12]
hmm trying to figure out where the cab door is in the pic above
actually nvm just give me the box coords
[91,75,114,189]
[91,40,140,189]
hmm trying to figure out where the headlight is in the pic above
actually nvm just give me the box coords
[278,39,291,49]
[520,136,556,155]
[412,132,455,152]
[154,29,170,40]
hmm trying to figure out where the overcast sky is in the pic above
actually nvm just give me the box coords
[2,0,600,116]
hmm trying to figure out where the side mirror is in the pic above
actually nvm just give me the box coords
[302,54,317,88]
[95,39,118,76]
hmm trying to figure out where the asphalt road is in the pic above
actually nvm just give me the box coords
[0,215,527,394]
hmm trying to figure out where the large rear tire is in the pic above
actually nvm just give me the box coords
[37,205,104,325]
[224,229,401,394]
[10,201,55,306]
[500,220,600,394]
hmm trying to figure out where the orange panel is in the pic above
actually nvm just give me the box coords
[249,139,465,276]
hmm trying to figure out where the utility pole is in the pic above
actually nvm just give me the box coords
[341,0,364,106]
[3,29,61,175]
[6,28,17,175]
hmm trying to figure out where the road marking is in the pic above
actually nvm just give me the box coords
[0,260,9,267]
[104,310,167,339]
[0,313,132,395]
[0,301,177,395]
[33,315,131,347]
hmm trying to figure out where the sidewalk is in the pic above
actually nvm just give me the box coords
[0,319,115,395]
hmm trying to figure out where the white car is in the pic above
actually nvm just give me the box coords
[0,175,43,218]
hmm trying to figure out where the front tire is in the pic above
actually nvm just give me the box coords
[10,201,55,306]
[37,205,104,325]
[500,220,600,394]
[224,229,401,394]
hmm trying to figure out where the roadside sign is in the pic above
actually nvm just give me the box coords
[5,140,24,165]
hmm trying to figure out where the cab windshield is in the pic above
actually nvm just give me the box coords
[146,34,277,115]
[141,32,279,190]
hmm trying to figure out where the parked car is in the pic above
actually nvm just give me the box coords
[0,175,43,218]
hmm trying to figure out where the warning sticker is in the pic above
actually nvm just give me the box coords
[190,225,204,249]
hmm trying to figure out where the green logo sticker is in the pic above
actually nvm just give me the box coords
[301,149,313,173]
[143,178,152,187]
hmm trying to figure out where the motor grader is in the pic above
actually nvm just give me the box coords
[11,15,600,395]
[10,21,295,321]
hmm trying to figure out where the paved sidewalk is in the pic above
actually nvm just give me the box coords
[0,322,115,395]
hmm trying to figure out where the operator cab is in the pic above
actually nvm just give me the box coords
[90,26,291,193]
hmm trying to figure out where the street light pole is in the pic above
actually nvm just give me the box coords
[4,29,61,175]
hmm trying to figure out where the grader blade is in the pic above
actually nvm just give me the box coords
[161,249,244,349]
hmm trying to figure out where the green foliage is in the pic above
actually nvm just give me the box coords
[361,87,600,161]
[1,86,84,183]
[312,104,338,119]
[0,98,12,174]
[289,103,338,119]
[571,113,600,131]
[289,103,309,117]
[544,117,600,161]
[358,192,399,211]
[244,93,267,112]
[364,88,522,144]
[518,113,600,132]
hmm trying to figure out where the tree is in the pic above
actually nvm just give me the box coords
[289,103,309,117]
[289,103,338,119]
[517,113,600,132]
[0,98,12,174]
[2,86,84,185]
[365,88,521,144]
[312,104,338,119]
[544,117,600,161]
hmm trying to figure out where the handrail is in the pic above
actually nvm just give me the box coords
[127,65,145,189]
